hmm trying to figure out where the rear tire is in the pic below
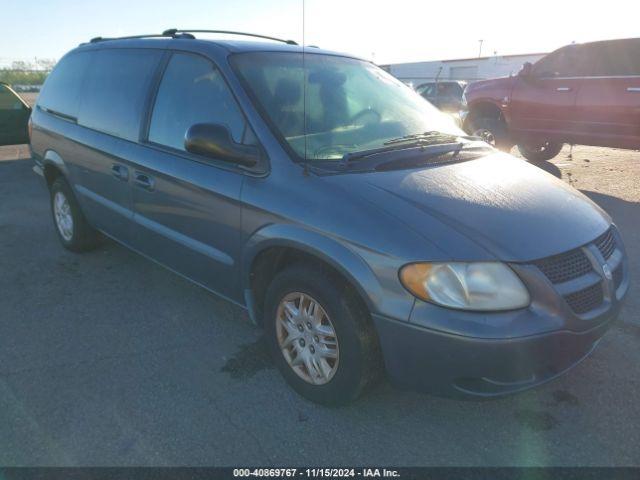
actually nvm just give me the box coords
[264,263,381,405]
[517,141,563,162]
[470,116,514,151]
[50,177,100,252]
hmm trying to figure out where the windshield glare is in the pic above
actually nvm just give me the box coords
[232,52,464,161]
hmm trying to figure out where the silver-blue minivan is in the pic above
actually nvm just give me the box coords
[25,30,629,404]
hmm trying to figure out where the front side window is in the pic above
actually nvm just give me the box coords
[232,52,461,161]
[533,46,588,78]
[148,53,247,152]
[416,83,436,98]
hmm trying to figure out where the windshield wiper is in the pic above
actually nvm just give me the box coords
[383,130,459,146]
[341,130,474,165]
[341,138,463,165]
[373,144,490,171]
[339,141,491,170]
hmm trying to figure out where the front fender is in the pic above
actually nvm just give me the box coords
[242,223,415,324]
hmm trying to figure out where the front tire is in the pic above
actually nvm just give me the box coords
[50,177,100,252]
[470,116,514,151]
[517,141,563,162]
[264,264,381,405]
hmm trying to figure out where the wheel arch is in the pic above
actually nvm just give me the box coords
[42,150,69,188]
[465,100,506,132]
[242,224,384,326]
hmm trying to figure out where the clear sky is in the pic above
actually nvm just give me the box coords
[2,0,639,65]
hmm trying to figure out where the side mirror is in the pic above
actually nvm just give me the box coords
[518,62,533,77]
[185,123,259,167]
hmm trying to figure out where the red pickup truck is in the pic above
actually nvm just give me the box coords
[461,38,640,161]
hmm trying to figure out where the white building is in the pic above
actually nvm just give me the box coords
[381,52,546,87]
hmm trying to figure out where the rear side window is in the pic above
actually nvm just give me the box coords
[588,40,640,76]
[148,52,246,151]
[79,49,162,141]
[37,52,90,118]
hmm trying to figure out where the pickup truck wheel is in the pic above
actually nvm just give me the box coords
[470,117,513,151]
[50,177,100,252]
[517,141,563,162]
[264,264,381,405]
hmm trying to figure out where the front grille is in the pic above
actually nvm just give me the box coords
[613,264,624,291]
[595,228,616,260]
[533,248,593,284]
[530,227,623,316]
[563,283,604,314]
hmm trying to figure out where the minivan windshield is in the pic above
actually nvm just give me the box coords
[232,52,464,161]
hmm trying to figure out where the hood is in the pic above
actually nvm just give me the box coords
[465,76,516,106]
[325,152,610,262]
[467,76,515,94]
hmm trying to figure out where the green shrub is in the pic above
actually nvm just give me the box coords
[0,70,50,86]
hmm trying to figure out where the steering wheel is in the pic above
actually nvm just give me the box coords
[351,108,381,126]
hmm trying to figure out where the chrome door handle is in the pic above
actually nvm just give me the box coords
[556,87,572,92]
[627,87,640,92]
[134,172,155,191]
[111,164,128,181]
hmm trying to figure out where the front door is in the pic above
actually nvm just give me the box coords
[509,46,587,143]
[0,83,30,146]
[127,51,252,302]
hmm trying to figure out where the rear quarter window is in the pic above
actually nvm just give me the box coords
[78,49,162,141]
[37,52,90,117]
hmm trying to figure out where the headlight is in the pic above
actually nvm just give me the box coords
[399,262,530,311]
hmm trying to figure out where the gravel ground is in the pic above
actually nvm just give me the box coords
[0,139,638,466]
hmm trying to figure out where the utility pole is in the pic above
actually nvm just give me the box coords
[478,39,484,58]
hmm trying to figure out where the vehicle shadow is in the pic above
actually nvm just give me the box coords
[528,160,561,178]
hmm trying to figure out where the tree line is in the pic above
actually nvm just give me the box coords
[0,59,55,86]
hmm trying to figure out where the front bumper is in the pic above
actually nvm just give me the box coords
[372,306,620,398]
[373,224,629,398]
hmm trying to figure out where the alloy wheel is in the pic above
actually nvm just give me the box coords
[53,191,74,241]
[275,292,340,385]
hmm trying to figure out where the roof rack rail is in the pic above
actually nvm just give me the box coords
[88,31,195,44]
[162,29,298,45]
[86,29,296,46]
